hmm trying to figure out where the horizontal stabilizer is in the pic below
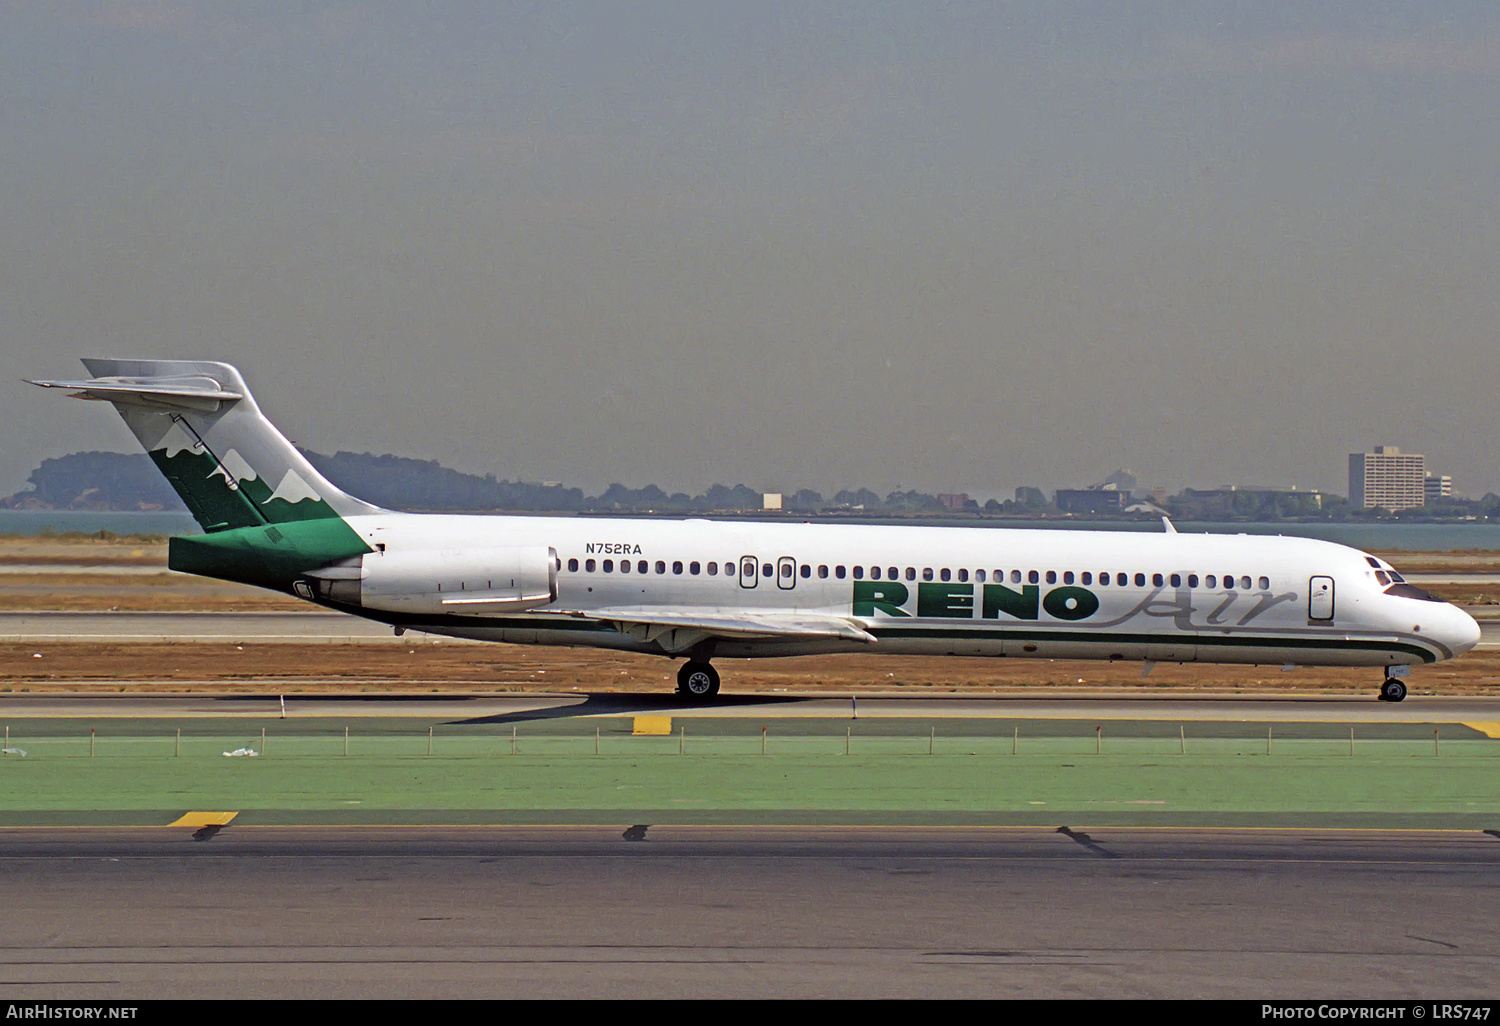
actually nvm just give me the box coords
[27,375,244,413]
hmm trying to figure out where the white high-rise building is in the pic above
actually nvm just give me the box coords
[1349,446,1426,510]
[1425,474,1453,504]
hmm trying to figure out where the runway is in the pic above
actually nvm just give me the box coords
[1,826,1496,999]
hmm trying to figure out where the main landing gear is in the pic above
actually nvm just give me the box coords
[676,660,720,700]
[1378,670,1408,703]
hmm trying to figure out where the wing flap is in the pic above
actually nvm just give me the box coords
[553,606,877,648]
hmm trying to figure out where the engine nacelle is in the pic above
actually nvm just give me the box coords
[300,545,559,616]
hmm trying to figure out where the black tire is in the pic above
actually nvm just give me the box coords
[1379,677,1407,703]
[677,660,720,700]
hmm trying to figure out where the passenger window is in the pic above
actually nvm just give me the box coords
[975,569,987,583]
[1169,574,1180,588]
[853,566,865,580]
[1188,574,1199,588]
[655,561,666,574]
[1151,573,1162,587]
[869,566,880,580]
[621,560,631,574]
[707,562,718,576]
[1012,570,1023,584]
[888,567,898,581]
[800,565,811,578]
[1028,570,1039,584]
[568,558,579,572]
[1081,572,1091,585]
[818,565,829,579]
[673,561,683,575]
[906,568,916,581]
[1134,573,1146,587]
[1223,575,1235,590]
[762,563,773,577]
[1063,571,1074,585]
[585,559,596,573]
[1258,576,1269,590]
[836,566,847,579]
[1240,576,1251,591]
[923,568,935,581]
[690,562,701,575]
[940,568,952,582]
[603,559,614,572]
[1045,571,1056,585]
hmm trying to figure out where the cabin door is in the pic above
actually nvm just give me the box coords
[776,556,797,590]
[1309,576,1335,620]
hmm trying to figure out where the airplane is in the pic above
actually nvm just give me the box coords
[30,359,1482,703]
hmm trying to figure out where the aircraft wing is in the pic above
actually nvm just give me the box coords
[550,606,876,653]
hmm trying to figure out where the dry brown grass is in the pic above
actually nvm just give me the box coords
[0,572,304,611]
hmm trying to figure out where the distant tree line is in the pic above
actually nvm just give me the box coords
[1,450,960,515]
[7,449,1500,521]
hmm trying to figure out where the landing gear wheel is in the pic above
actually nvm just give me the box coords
[677,660,720,700]
[1379,676,1407,703]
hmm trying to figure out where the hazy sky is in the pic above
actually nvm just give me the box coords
[4,2,1499,501]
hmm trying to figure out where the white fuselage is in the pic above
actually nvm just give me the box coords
[336,513,1481,668]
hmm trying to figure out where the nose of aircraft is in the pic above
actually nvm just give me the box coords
[1441,603,1483,658]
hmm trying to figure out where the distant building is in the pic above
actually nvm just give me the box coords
[762,493,783,511]
[1425,474,1453,504]
[1349,446,1426,510]
[1055,488,1126,514]
[937,493,970,511]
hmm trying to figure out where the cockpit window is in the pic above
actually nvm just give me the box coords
[1384,583,1445,602]
[1365,556,1382,568]
[1387,571,1405,583]
[1374,570,1390,585]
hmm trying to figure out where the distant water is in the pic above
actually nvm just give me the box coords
[1,510,1495,551]
[0,510,200,537]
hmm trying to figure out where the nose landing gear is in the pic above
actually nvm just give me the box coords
[1378,672,1408,703]
[677,660,720,700]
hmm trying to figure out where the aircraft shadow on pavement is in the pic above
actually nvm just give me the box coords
[451,691,806,725]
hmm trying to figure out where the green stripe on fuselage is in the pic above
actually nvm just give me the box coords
[168,518,371,593]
